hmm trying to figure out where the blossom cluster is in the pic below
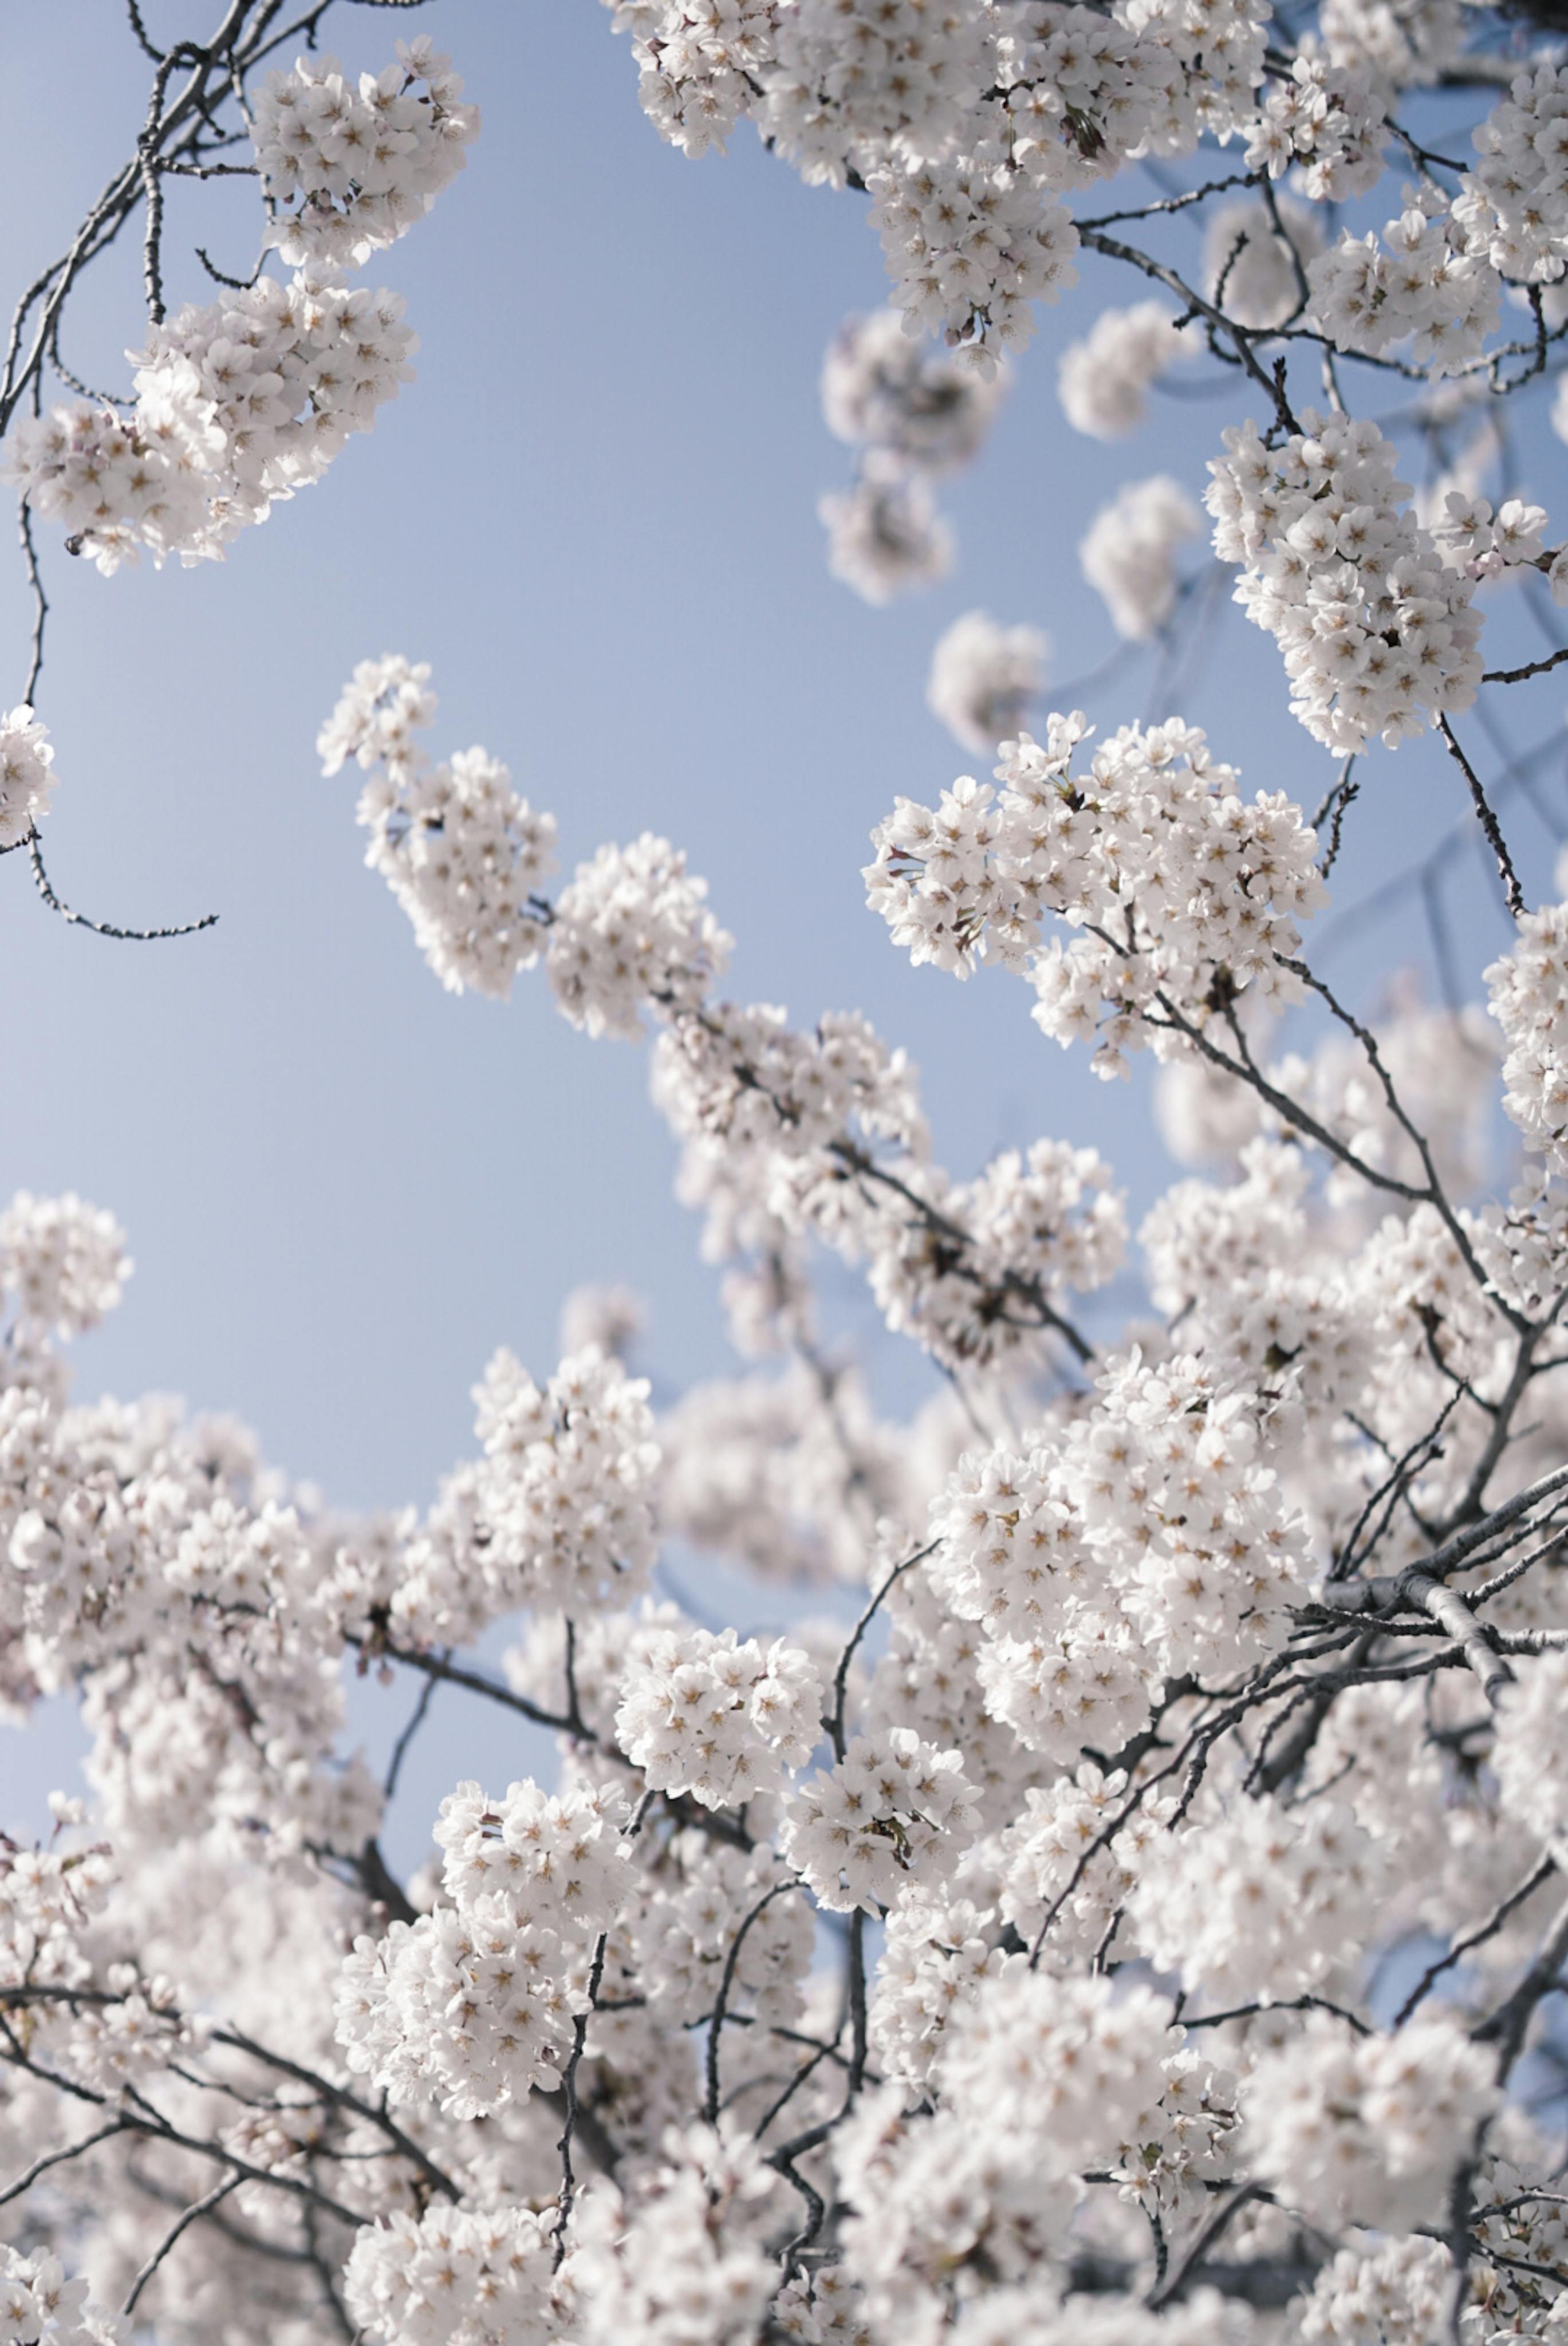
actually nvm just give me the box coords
[1058,301,1191,440]
[1244,52,1386,198]
[1080,473,1202,639]
[1130,1792,1375,2002]
[0,1192,128,1341]
[5,44,476,571]
[336,1775,628,2115]
[1318,0,1463,95]
[1487,898,1568,1176]
[1308,188,1500,372]
[1245,2012,1500,2229]
[253,37,480,266]
[0,706,56,847]
[321,656,729,1020]
[0,2250,120,2346]
[818,310,1005,601]
[1206,411,1484,751]
[864,152,1081,365]
[9,270,417,572]
[614,1624,824,1808]
[465,1345,661,1620]
[765,0,990,186]
[605,0,1295,368]
[342,2205,557,2346]
[652,991,1125,1367]
[926,609,1047,752]
[1459,63,1568,284]
[547,835,731,1039]
[928,1344,1310,1757]
[782,1725,978,1912]
[866,710,1325,1073]
[320,655,557,997]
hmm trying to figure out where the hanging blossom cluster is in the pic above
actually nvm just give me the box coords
[1244,2012,1502,2231]
[818,309,1006,601]
[864,152,1082,369]
[1457,62,1568,283]
[342,2204,558,2346]
[1244,52,1386,197]
[3,42,474,572]
[1129,1791,1375,2002]
[1206,411,1485,753]
[252,36,480,266]
[7,275,416,574]
[1080,473,1203,639]
[782,1726,979,1912]
[386,1344,661,1647]
[926,608,1048,751]
[1057,301,1193,440]
[0,1191,129,1342]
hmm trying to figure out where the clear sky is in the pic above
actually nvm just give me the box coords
[5,3,1566,1850]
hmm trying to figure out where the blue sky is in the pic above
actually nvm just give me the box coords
[5,4,1567,1848]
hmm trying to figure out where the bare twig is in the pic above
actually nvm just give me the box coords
[0,2119,131,2209]
[1148,2183,1271,2308]
[1474,1886,1568,2079]
[383,1668,438,1800]
[827,1542,933,1761]
[18,499,47,703]
[1484,644,1568,687]
[27,830,219,942]
[553,1929,609,2265]
[1395,1855,1557,2028]
[704,1880,805,2124]
[1437,715,1526,918]
[123,2172,242,2317]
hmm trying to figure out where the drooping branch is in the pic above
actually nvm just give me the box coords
[27,830,219,942]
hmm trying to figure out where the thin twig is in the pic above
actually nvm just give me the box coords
[553,1929,609,2266]
[383,1669,439,1800]
[704,1880,805,2124]
[1474,1886,1568,2079]
[1395,1856,1557,2028]
[27,830,219,942]
[1148,2183,1271,2308]
[1437,715,1526,918]
[827,1542,933,1761]
[123,2173,242,2317]
[19,499,46,703]
[1483,644,1568,686]
[0,2119,130,2209]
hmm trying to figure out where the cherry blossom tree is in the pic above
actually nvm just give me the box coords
[13,4,1568,2344]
